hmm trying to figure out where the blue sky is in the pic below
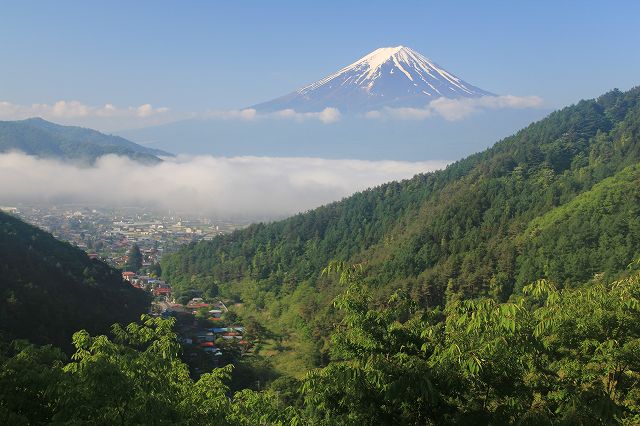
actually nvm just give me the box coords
[1,0,639,113]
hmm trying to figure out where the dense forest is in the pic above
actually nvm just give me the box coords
[0,211,149,351]
[2,264,639,424]
[0,117,170,164]
[162,87,640,373]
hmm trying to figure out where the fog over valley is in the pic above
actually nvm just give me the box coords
[0,151,447,218]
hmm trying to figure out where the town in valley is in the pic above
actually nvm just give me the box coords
[1,204,254,376]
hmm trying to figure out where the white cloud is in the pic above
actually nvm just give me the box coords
[0,94,539,130]
[204,108,258,121]
[50,100,91,118]
[0,100,173,131]
[271,107,341,123]
[317,107,341,123]
[205,107,340,124]
[97,103,118,116]
[0,100,170,120]
[0,98,342,131]
[135,103,170,118]
[367,95,543,121]
[0,152,448,219]
[430,95,543,120]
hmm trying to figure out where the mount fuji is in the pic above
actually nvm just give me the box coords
[119,46,547,161]
[252,46,495,113]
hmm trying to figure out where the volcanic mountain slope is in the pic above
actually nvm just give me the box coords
[252,46,494,113]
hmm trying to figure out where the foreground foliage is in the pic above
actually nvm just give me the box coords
[2,263,639,425]
[295,262,640,425]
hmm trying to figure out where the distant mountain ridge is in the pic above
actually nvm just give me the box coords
[0,117,172,164]
[252,46,494,113]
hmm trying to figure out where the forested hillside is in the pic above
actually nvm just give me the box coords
[0,211,149,350]
[0,117,171,164]
[162,87,640,373]
[516,163,640,289]
[2,264,638,424]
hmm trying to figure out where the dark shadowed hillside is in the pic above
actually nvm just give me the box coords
[0,211,150,350]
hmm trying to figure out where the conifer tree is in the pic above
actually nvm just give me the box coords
[124,243,143,273]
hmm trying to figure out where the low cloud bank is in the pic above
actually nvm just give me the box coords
[0,95,541,132]
[0,100,174,131]
[366,95,544,121]
[0,152,448,218]
[0,100,342,130]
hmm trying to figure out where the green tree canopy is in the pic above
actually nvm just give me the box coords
[124,243,143,273]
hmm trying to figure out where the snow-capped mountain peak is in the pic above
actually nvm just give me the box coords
[252,46,494,113]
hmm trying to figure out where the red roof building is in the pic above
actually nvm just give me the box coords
[122,271,136,281]
[186,303,210,310]
[153,286,172,296]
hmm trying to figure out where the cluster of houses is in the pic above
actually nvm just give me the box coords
[187,326,246,357]
[185,298,225,320]
[180,299,249,358]
[122,271,172,296]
